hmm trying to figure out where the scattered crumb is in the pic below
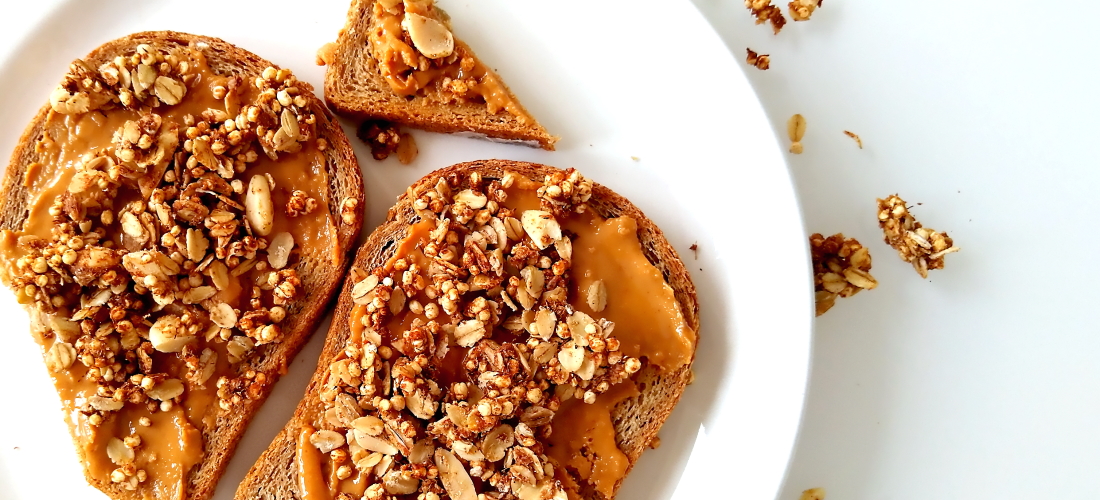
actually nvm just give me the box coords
[316,42,337,66]
[356,120,403,161]
[800,488,826,500]
[877,195,959,278]
[810,233,877,316]
[746,48,771,70]
[843,130,863,149]
[687,369,696,385]
[631,156,640,161]
[746,0,787,34]
[649,436,661,449]
[689,242,698,259]
[788,114,806,154]
[789,0,824,22]
[396,132,418,165]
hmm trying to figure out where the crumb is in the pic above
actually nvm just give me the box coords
[810,233,877,316]
[788,114,806,154]
[800,488,826,500]
[316,42,337,66]
[396,132,418,165]
[789,0,823,22]
[746,0,787,34]
[843,130,863,149]
[649,436,661,449]
[746,48,771,70]
[689,242,698,259]
[631,156,640,161]
[877,195,959,278]
[356,120,403,161]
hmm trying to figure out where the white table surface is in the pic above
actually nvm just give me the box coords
[3,1,1099,499]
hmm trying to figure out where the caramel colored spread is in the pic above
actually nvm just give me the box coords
[296,426,331,500]
[302,169,693,500]
[0,42,337,498]
[368,0,533,124]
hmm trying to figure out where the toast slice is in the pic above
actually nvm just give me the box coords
[321,0,558,150]
[0,32,365,500]
[237,160,699,500]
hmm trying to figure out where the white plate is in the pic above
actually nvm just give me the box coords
[0,1,812,499]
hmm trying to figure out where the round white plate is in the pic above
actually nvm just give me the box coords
[0,1,812,499]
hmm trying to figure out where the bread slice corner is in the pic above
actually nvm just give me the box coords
[322,0,558,151]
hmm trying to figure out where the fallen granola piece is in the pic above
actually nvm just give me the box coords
[877,195,960,278]
[788,113,807,154]
[746,0,788,34]
[801,487,827,500]
[844,130,863,149]
[747,48,771,70]
[789,0,824,21]
[356,119,402,161]
[810,233,877,316]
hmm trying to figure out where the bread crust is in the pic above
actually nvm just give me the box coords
[323,0,558,150]
[236,160,698,500]
[0,31,366,500]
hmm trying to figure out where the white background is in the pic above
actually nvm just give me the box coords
[690,1,1100,499]
[2,1,1099,499]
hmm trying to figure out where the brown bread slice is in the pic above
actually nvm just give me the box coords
[0,31,365,500]
[236,159,699,500]
[322,0,558,150]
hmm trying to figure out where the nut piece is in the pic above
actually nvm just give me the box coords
[245,175,274,236]
[267,232,294,270]
[149,315,196,353]
[402,13,455,59]
[147,379,184,401]
[153,76,186,105]
[520,211,562,250]
[454,319,487,347]
[435,449,477,500]
[788,113,806,154]
[310,429,346,453]
[106,438,135,465]
[789,0,823,22]
[45,341,76,372]
[800,488,827,500]
[586,280,608,312]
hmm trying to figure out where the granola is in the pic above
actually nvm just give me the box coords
[747,48,772,70]
[307,168,684,500]
[746,0,788,34]
[0,41,334,493]
[877,195,959,278]
[810,233,877,316]
[789,0,824,22]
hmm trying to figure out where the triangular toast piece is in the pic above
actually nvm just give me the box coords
[0,32,364,500]
[322,0,558,150]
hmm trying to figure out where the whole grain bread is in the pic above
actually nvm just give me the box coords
[236,159,699,500]
[0,31,365,500]
[323,0,558,150]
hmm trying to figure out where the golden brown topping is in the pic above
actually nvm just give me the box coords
[746,0,787,34]
[357,120,404,161]
[877,195,959,278]
[801,487,827,500]
[746,48,771,70]
[789,0,823,22]
[810,233,877,316]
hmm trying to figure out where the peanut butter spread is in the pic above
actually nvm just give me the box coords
[367,0,534,125]
[0,42,345,498]
[295,169,695,500]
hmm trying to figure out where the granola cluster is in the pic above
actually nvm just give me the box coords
[744,0,823,34]
[1,44,337,489]
[746,48,771,70]
[357,120,418,164]
[810,233,877,316]
[310,169,639,500]
[877,195,959,278]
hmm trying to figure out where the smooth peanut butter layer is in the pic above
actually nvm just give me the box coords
[0,41,341,498]
[365,0,533,125]
[294,169,695,500]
